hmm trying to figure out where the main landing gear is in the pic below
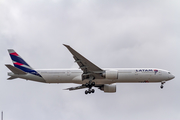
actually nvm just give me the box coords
[84,81,95,95]
[160,81,166,89]
[85,89,95,94]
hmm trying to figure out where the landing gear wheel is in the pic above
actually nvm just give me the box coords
[160,81,165,89]
[88,89,91,94]
[91,82,95,86]
[85,90,88,94]
[85,83,89,87]
[85,89,95,94]
[91,89,95,93]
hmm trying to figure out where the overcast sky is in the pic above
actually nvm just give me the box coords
[0,0,180,120]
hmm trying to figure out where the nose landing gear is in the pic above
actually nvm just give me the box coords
[160,81,166,89]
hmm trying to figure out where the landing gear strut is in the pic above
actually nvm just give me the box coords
[160,81,166,89]
[83,76,96,95]
[85,81,95,87]
[84,80,95,95]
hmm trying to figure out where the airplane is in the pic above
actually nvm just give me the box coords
[5,44,175,95]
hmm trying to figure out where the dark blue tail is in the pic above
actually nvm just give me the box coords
[8,49,41,77]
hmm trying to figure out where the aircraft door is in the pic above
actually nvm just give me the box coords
[67,70,71,76]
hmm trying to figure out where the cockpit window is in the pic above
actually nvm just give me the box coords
[168,72,171,74]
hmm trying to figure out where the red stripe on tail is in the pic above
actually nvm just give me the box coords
[14,62,23,66]
[10,52,19,56]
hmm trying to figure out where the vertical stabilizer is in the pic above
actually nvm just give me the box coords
[8,49,33,71]
[8,49,41,77]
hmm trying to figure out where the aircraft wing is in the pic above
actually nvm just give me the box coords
[63,44,104,79]
[64,85,87,91]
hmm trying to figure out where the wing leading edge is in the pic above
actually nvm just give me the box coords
[63,44,104,80]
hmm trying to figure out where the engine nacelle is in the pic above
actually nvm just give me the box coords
[100,84,116,93]
[103,70,118,79]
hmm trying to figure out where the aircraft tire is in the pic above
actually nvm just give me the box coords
[85,90,88,94]
[85,83,89,87]
[88,89,91,94]
[92,89,95,93]
[91,82,95,86]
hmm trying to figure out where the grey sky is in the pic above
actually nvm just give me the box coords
[0,0,180,120]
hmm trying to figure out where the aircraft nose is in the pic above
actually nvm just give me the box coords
[169,74,175,79]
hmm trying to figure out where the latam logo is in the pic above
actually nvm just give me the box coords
[136,69,153,72]
[154,69,158,74]
[136,69,159,74]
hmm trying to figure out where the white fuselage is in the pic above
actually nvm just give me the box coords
[9,68,174,85]
[6,47,175,94]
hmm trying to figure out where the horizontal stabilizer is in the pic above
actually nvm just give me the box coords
[7,76,18,80]
[5,64,26,74]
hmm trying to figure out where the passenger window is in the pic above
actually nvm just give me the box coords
[168,72,171,74]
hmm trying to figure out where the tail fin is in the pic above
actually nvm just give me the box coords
[8,49,41,77]
[8,49,33,70]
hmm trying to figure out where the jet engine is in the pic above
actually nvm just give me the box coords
[100,84,116,93]
[102,70,118,79]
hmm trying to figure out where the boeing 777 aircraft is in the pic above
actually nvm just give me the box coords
[5,44,175,94]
